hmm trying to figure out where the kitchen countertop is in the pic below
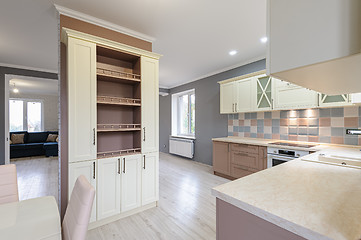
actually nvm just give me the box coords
[212,137,361,240]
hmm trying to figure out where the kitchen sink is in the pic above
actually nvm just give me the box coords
[317,154,361,168]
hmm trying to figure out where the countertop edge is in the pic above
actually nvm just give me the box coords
[211,188,332,240]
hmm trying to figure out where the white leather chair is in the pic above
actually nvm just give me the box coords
[0,164,19,204]
[62,175,95,240]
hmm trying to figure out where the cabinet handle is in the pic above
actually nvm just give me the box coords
[143,127,146,141]
[123,158,126,173]
[143,155,146,169]
[93,128,96,145]
[235,103,237,112]
[232,103,234,112]
[118,158,120,174]
[93,162,96,179]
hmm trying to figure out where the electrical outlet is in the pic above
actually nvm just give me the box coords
[163,144,166,148]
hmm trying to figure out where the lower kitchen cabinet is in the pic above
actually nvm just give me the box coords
[213,141,267,179]
[97,157,121,220]
[68,160,97,222]
[213,141,230,176]
[141,152,159,205]
[121,154,141,212]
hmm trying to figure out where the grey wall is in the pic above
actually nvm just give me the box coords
[0,66,58,165]
[159,59,266,165]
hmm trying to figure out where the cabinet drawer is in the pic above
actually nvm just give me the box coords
[230,151,259,170]
[230,143,258,154]
[231,164,255,179]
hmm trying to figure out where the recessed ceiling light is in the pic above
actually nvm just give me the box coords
[13,88,19,93]
[260,37,268,43]
[229,50,237,56]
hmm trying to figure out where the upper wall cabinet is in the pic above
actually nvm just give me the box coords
[67,37,97,163]
[318,94,351,107]
[235,78,253,113]
[220,81,236,114]
[267,0,361,95]
[272,79,318,110]
[253,75,272,111]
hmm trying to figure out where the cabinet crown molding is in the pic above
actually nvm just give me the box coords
[218,70,266,85]
[61,28,162,60]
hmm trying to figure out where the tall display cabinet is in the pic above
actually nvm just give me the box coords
[62,28,160,227]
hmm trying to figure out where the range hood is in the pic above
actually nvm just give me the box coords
[266,0,361,95]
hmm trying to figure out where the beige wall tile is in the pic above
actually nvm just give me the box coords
[344,106,359,117]
[331,117,344,127]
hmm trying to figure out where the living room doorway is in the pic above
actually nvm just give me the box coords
[5,74,59,202]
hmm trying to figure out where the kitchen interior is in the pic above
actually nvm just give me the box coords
[210,1,361,240]
[1,0,361,240]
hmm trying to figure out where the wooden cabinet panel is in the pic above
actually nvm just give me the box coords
[258,146,268,170]
[97,157,121,220]
[121,155,141,212]
[67,37,97,163]
[230,151,259,171]
[141,56,159,154]
[213,142,230,176]
[235,78,253,112]
[230,143,258,154]
[220,82,235,114]
[141,152,159,206]
[230,164,255,179]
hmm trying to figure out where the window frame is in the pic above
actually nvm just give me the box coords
[171,89,195,138]
[9,98,44,132]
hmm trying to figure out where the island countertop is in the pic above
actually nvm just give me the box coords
[212,148,361,240]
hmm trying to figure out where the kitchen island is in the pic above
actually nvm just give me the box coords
[212,147,361,240]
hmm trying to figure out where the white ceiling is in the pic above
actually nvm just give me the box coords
[9,77,58,96]
[0,0,267,89]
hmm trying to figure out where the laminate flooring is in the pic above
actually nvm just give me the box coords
[11,156,59,202]
[87,153,229,240]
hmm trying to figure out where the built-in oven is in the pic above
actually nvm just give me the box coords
[267,147,310,168]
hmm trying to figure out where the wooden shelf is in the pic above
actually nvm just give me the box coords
[97,67,141,84]
[97,124,141,132]
[97,148,141,159]
[97,96,141,106]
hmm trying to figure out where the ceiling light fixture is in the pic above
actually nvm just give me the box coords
[12,83,19,93]
[229,50,237,56]
[260,37,268,43]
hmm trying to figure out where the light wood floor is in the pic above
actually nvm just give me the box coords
[11,156,59,202]
[87,153,229,240]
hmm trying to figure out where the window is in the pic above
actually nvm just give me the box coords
[172,89,195,137]
[9,99,43,132]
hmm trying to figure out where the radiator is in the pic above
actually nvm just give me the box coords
[169,137,194,159]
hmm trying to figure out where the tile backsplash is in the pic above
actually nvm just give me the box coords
[228,106,361,145]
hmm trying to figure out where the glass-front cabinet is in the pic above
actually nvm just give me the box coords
[255,75,272,111]
[319,94,351,107]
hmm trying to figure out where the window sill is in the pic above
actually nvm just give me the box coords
[170,135,196,140]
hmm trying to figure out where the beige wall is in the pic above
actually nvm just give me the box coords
[9,92,59,131]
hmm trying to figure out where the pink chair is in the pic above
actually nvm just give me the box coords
[62,175,95,240]
[0,164,19,204]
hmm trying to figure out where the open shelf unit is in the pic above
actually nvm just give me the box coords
[96,45,141,158]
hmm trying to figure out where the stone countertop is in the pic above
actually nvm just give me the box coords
[212,136,361,152]
[212,145,361,240]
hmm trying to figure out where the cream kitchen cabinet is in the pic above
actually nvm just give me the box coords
[121,154,141,212]
[141,152,159,206]
[97,157,121,220]
[272,79,318,110]
[220,81,236,114]
[220,77,253,114]
[68,160,97,222]
[67,37,97,163]
[252,74,272,111]
[318,94,351,107]
[141,56,159,154]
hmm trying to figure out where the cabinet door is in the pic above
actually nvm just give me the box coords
[141,152,159,205]
[213,142,230,175]
[220,82,235,114]
[121,155,141,212]
[67,37,97,163]
[141,56,159,154]
[319,94,350,107]
[255,75,272,111]
[69,160,97,222]
[97,157,121,220]
[235,78,253,112]
[273,79,318,110]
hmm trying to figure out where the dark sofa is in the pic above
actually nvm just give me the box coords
[10,131,58,158]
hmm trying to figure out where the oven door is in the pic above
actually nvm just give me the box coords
[267,154,295,168]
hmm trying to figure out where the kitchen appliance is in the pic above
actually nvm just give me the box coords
[267,146,311,168]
